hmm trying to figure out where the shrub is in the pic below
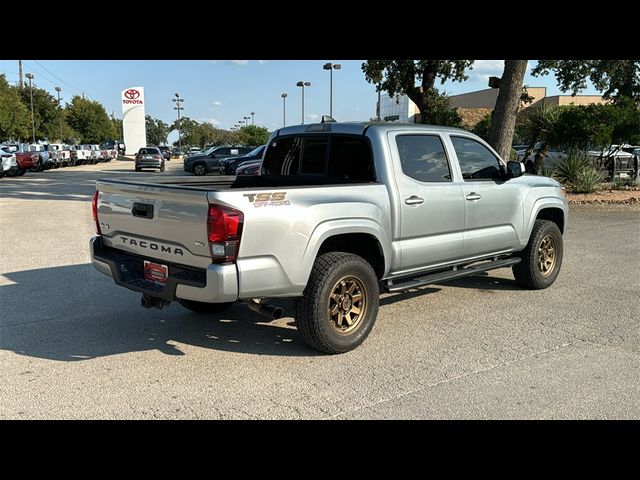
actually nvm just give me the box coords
[554,153,590,185]
[574,167,604,193]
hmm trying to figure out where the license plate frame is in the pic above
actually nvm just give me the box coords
[144,260,168,284]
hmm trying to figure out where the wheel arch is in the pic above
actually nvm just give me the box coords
[522,197,567,247]
[302,220,391,284]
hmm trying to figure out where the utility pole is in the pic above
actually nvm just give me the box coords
[18,60,23,89]
[251,112,255,126]
[173,93,184,152]
[25,73,35,143]
[55,86,63,141]
[376,84,381,121]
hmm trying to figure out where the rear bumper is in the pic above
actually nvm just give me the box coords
[136,161,164,168]
[90,236,238,303]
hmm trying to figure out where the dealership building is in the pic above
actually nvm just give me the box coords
[377,87,605,127]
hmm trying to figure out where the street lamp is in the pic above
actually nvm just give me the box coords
[25,73,35,143]
[251,112,255,126]
[55,86,63,142]
[322,62,341,117]
[281,93,287,127]
[244,116,250,127]
[173,93,184,152]
[296,81,311,124]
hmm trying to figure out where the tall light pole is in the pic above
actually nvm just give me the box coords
[244,116,250,127]
[55,86,63,141]
[251,112,255,126]
[322,62,341,117]
[296,81,311,124]
[173,93,183,152]
[281,93,287,127]
[25,73,35,143]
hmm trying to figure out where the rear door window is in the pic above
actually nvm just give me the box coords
[262,137,303,175]
[396,135,452,182]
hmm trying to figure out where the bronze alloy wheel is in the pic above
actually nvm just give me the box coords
[327,276,367,335]
[538,234,557,276]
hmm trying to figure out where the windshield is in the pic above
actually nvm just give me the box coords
[247,145,265,157]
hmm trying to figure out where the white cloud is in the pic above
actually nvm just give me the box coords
[227,60,249,65]
[306,113,320,121]
[470,60,532,81]
[258,60,268,65]
[201,118,221,126]
[212,100,222,106]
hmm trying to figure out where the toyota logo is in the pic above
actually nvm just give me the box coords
[124,89,140,99]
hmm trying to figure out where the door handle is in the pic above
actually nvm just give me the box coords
[404,195,424,206]
[465,192,482,202]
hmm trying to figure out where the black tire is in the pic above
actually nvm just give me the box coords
[160,164,165,172]
[513,219,563,289]
[17,168,26,176]
[295,252,380,354]
[135,167,141,172]
[193,163,207,176]
[178,299,234,314]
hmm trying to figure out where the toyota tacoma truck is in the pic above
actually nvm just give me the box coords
[91,122,568,354]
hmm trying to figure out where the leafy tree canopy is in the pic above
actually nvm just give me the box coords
[0,74,31,141]
[532,60,640,102]
[66,96,117,144]
[237,125,270,146]
[145,115,169,146]
[362,60,473,124]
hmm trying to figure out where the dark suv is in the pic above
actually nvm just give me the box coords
[135,147,165,172]
[158,146,172,161]
[183,146,254,175]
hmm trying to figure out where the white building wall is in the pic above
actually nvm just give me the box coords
[379,94,418,123]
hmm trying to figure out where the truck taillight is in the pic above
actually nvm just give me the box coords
[92,191,101,234]
[207,204,243,263]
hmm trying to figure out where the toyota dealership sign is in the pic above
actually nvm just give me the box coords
[122,88,143,104]
[121,86,146,155]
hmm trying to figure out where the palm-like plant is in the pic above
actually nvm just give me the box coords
[521,104,561,174]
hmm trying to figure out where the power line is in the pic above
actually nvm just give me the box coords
[24,61,93,101]
[33,60,85,97]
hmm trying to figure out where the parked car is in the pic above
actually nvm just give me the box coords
[235,159,261,176]
[587,145,638,181]
[89,144,105,163]
[2,144,39,175]
[218,145,266,175]
[1,145,19,177]
[187,147,201,156]
[28,144,57,170]
[135,147,165,172]
[158,146,172,161]
[101,140,126,156]
[184,146,254,176]
[91,122,567,354]
[49,144,73,167]
[71,145,92,165]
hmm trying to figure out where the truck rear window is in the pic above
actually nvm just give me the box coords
[262,135,374,181]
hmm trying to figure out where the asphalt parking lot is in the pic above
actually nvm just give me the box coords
[1,159,639,419]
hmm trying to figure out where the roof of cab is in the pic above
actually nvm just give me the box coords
[272,121,470,137]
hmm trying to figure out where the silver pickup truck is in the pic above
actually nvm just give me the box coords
[91,122,568,354]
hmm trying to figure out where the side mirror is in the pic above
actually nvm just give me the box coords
[506,161,525,178]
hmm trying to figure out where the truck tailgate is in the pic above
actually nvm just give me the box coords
[96,180,213,269]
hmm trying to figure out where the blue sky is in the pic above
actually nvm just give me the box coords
[1,60,598,143]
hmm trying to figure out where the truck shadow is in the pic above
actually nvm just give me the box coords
[0,264,314,360]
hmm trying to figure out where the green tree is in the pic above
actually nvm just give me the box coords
[237,125,270,146]
[111,117,123,140]
[532,60,640,102]
[170,117,202,148]
[18,83,60,141]
[362,60,474,124]
[145,115,169,146]
[0,74,30,141]
[472,113,492,141]
[488,60,528,160]
[66,96,117,143]
[521,104,561,174]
